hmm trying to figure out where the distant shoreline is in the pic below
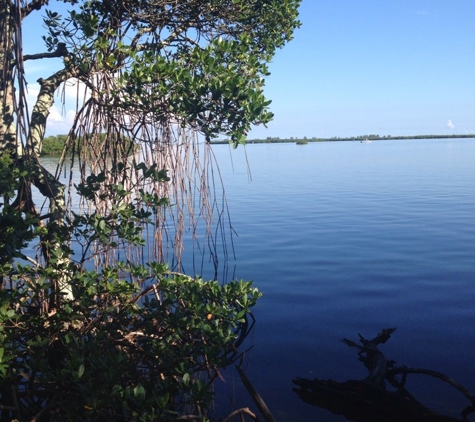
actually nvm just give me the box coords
[211,134,475,145]
[41,133,475,155]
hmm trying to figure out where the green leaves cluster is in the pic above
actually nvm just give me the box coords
[118,34,275,144]
[0,156,41,265]
[42,134,69,155]
[0,157,262,420]
[0,262,260,421]
[40,0,301,145]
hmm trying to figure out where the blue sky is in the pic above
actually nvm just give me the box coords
[23,0,475,139]
[250,0,475,139]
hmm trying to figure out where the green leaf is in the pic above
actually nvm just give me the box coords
[182,373,190,386]
[133,384,146,400]
[77,363,85,378]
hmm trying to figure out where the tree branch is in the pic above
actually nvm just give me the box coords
[222,408,258,422]
[236,365,276,422]
[389,367,475,404]
[23,43,68,61]
[20,0,49,19]
[25,67,74,301]
[28,68,70,157]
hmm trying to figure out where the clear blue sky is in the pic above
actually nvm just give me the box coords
[23,0,475,139]
[250,0,475,139]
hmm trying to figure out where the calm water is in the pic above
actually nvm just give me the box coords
[204,139,475,421]
[39,139,475,420]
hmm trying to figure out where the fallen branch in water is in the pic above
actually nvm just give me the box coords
[293,328,475,422]
[236,365,276,422]
[341,327,396,387]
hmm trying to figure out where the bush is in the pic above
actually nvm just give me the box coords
[0,156,261,421]
[0,263,259,421]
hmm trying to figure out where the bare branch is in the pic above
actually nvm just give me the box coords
[28,68,70,156]
[222,408,259,422]
[236,365,276,422]
[23,43,68,61]
[389,367,475,404]
[20,0,49,19]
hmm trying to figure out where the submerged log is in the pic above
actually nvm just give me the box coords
[293,377,463,422]
[292,328,474,422]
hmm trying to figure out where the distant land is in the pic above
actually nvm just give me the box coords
[41,133,475,155]
[212,133,475,145]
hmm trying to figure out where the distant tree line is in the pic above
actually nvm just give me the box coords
[42,134,68,155]
[211,133,475,145]
[44,133,475,154]
[41,134,136,156]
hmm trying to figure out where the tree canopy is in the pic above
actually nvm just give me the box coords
[0,0,301,420]
[1,0,301,274]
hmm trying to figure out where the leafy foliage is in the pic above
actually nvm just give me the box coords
[41,135,68,156]
[0,264,259,421]
[0,157,261,421]
[41,0,302,145]
[1,1,300,419]
[0,155,42,265]
[41,134,136,156]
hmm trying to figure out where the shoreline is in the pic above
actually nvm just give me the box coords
[211,134,475,145]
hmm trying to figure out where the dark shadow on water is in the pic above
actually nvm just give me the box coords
[292,328,475,422]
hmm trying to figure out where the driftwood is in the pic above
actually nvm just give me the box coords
[293,328,475,422]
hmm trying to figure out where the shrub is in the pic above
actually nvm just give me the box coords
[0,157,261,421]
[0,263,259,421]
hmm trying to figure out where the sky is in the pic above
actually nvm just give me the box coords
[250,0,475,139]
[22,0,475,139]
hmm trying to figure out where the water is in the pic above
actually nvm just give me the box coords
[204,139,475,421]
[35,139,475,420]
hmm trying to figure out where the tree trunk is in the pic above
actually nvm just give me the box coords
[27,72,74,302]
[0,0,18,158]
[1,1,74,301]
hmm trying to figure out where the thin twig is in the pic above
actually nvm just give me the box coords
[389,367,475,404]
[222,407,259,422]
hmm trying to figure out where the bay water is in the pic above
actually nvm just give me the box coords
[38,138,475,420]
[206,138,475,421]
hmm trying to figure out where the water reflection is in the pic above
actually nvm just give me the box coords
[293,329,474,422]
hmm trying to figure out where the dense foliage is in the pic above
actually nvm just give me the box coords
[35,0,302,145]
[42,135,68,156]
[0,156,261,421]
[1,0,301,420]
[0,264,260,421]
[41,134,135,156]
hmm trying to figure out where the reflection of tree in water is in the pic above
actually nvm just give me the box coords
[293,329,475,422]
